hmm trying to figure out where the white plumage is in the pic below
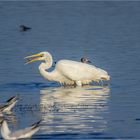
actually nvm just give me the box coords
[25,52,110,86]
[1,120,40,140]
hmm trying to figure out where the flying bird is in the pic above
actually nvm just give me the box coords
[0,119,41,140]
[0,96,18,113]
[25,51,110,86]
[20,25,31,32]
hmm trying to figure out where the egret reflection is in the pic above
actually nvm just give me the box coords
[40,85,110,134]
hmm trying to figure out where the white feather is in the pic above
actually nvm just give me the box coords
[1,120,40,140]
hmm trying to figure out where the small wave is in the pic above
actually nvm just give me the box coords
[32,133,119,140]
[0,82,58,91]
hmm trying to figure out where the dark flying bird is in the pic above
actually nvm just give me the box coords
[20,25,31,32]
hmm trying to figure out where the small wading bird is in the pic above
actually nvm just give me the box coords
[0,119,41,140]
[0,96,18,113]
[80,57,91,64]
[25,52,110,86]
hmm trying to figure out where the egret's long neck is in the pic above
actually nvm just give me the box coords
[39,53,56,81]
[44,52,53,69]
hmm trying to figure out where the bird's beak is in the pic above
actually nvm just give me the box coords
[24,53,42,64]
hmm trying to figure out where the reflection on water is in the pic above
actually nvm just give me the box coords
[40,86,110,134]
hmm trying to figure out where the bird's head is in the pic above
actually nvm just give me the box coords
[25,52,49,64]
[81,57,91,64]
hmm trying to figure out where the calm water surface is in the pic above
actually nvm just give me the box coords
[0,1,140,139]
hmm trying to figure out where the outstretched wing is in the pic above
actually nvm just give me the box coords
[10,120,41,138]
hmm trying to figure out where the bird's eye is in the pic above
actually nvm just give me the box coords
[40,54,44,57]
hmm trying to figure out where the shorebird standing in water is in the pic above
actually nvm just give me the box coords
[25,51,110,86]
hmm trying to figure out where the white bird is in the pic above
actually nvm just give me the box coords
[0,96,18,113]
[1,119,41,140]
[25,51,110,86]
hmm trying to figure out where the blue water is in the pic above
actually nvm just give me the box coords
[0,1,140,139]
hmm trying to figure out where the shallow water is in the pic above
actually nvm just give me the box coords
[0,1,140,139]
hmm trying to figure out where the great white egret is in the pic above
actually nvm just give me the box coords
[1,120,41,140]
[25,52,110,86]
